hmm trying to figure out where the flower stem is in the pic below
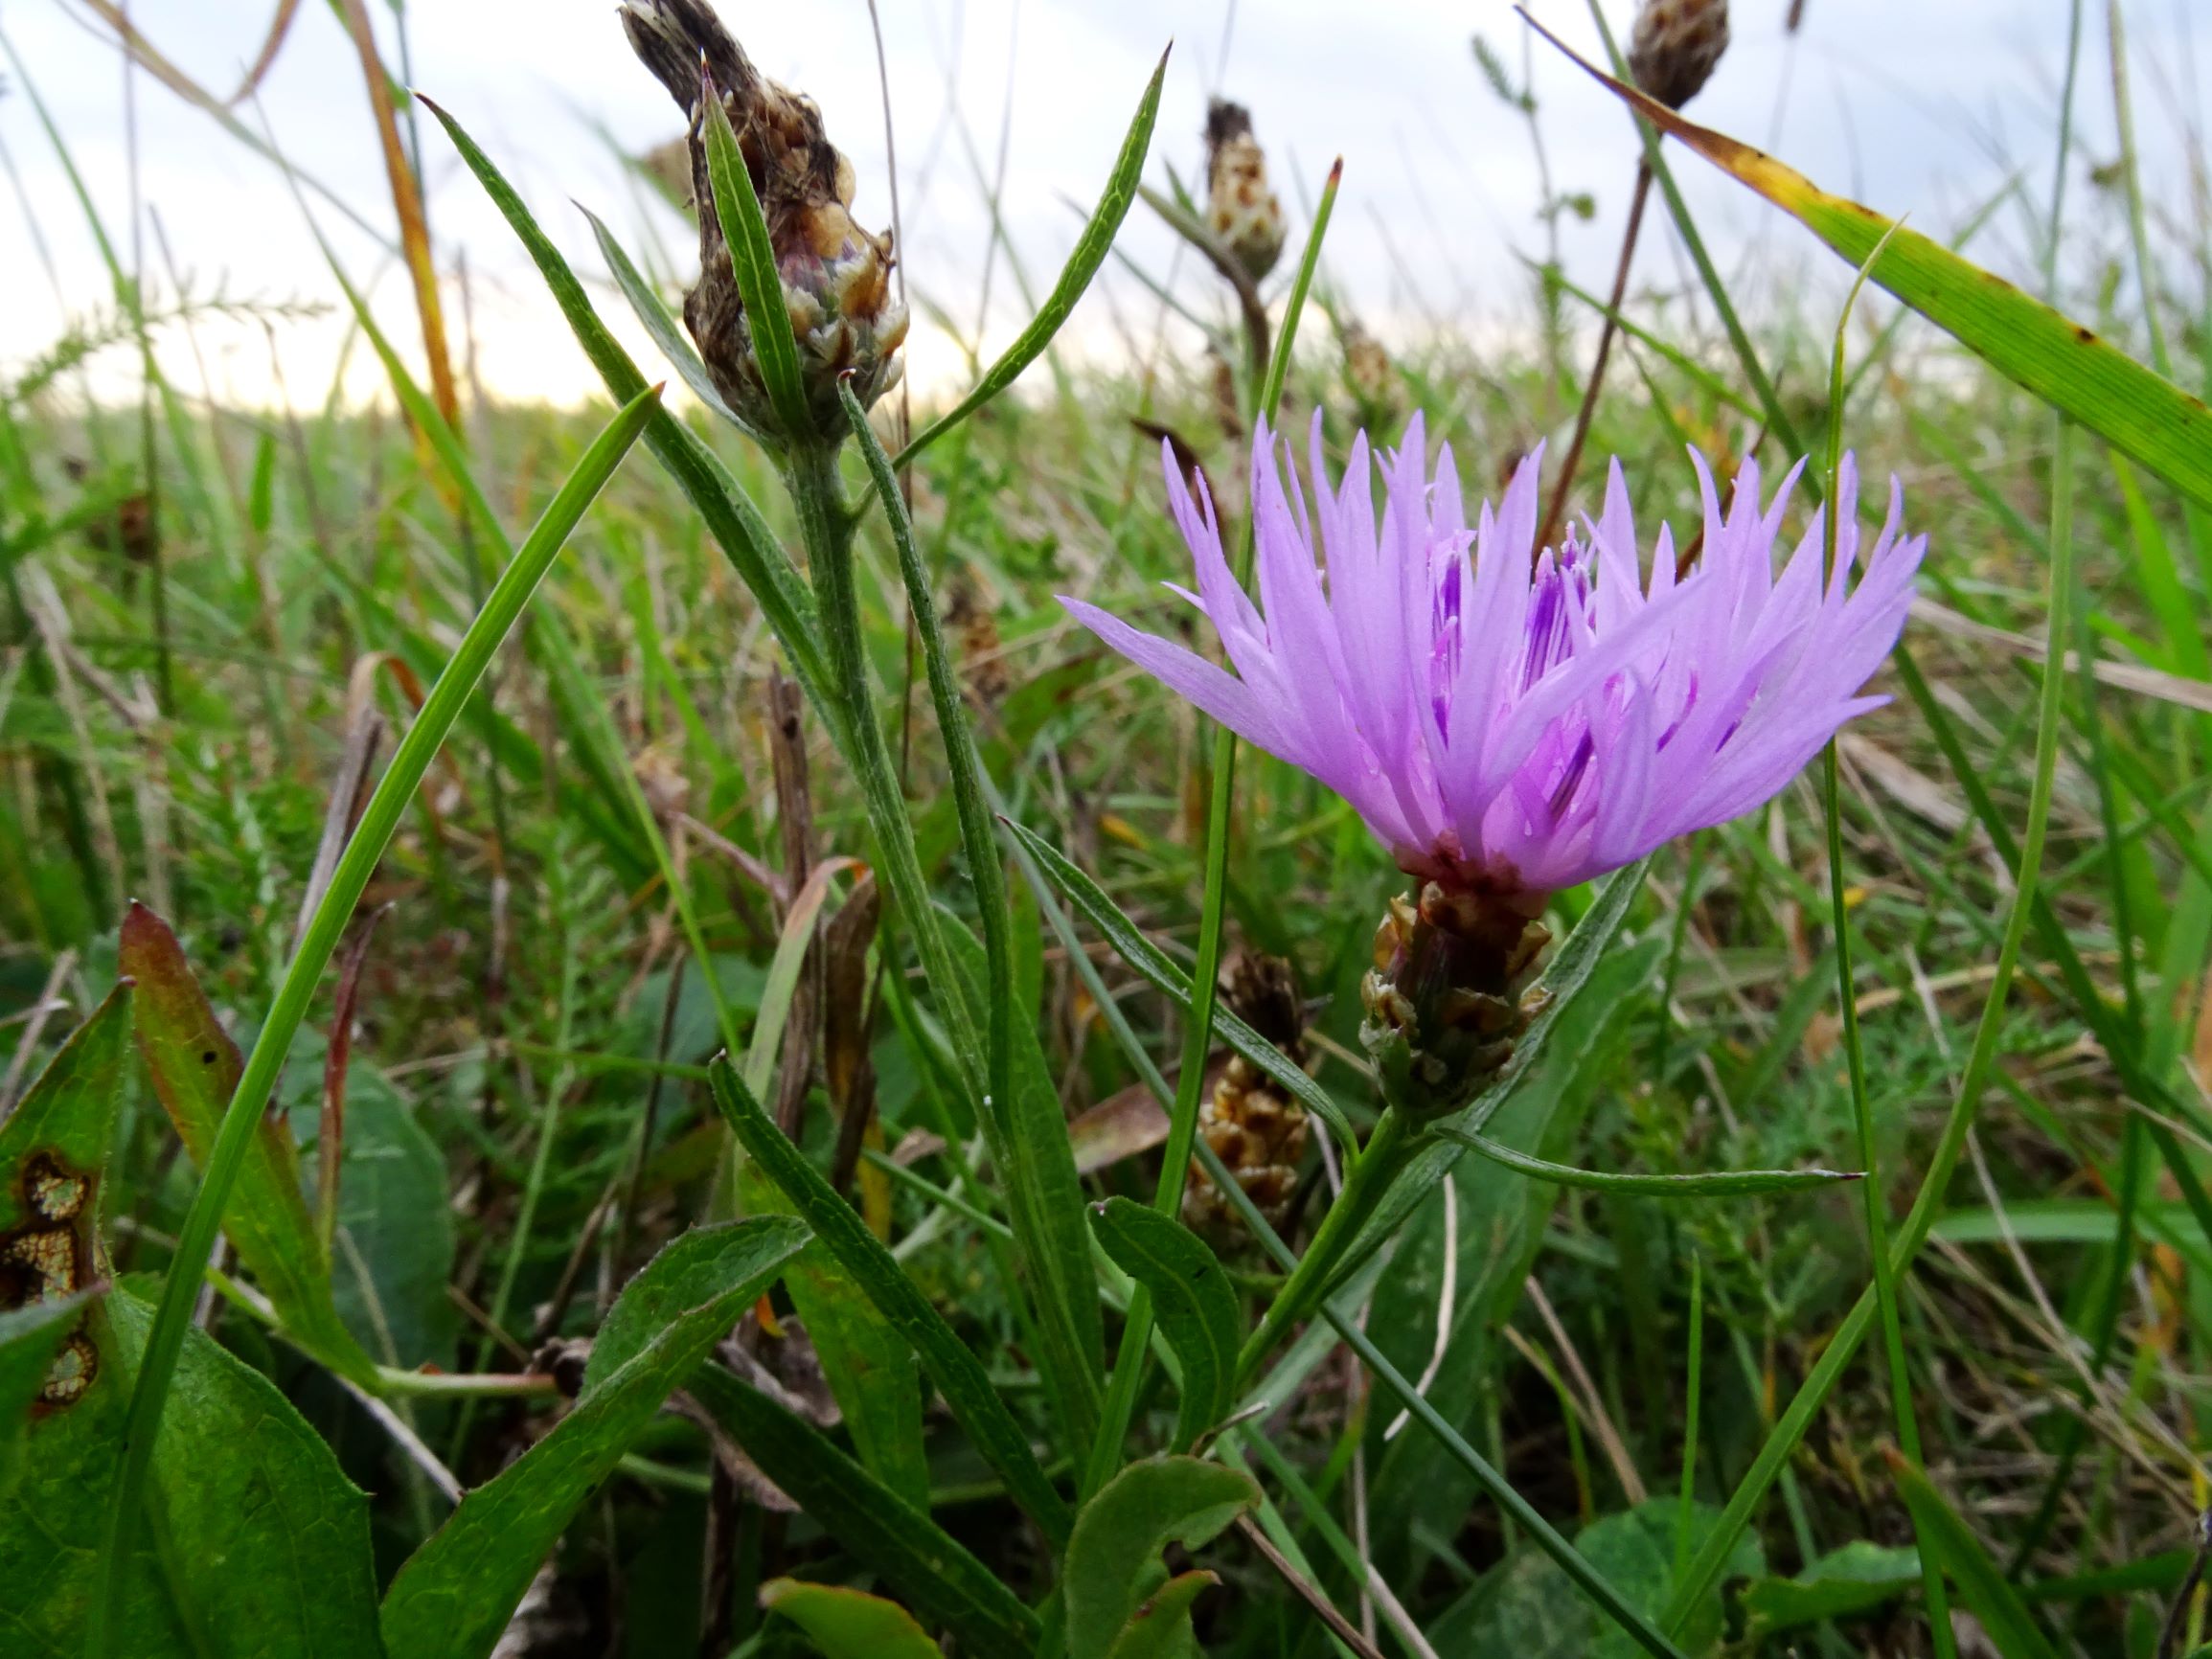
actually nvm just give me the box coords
[1233,1105,1421,1388]
[1536,157,1652,557]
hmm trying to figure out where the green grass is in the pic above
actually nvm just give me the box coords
[4,7,2212,1657]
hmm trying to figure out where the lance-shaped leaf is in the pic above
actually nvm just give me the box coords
[898,47,1168,465]
[119,903,375,1383]
[1887,1450,2060,1659]
[691,1363,1040,1657]
[1063,1455,1257,1659]
[378,1216,810,1659]
[1088,1200,1237,1452]
[1527,11,2212,512]
[708,1057,1070,1547]
[1001,819,1354,1146]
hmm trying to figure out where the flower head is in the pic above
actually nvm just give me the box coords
[623,0,908,445]
[1062,416,1924,901]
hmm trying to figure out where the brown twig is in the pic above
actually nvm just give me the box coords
[319,902,393,1255]
[1535,160,1652,559]
[1234,1515,1388,1659]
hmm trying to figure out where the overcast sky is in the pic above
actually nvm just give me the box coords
[2,1,2207,410]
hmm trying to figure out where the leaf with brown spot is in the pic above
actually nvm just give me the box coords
[118,902,374,1382]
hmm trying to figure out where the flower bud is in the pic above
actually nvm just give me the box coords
[1628,0,1730,110]
[622,0,909,445]
[1337,314,1400,425]
[1203,100,1286,284]
[1359,882,1551,1122]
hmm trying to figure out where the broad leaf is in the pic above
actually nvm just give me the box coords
[1431,1498,1761,1659]
[378,1215,810,1659]
[3,991,385,1658]
[1089,1200,1237,1452]
[1063,1455,1257,1659]
[0,1291,96,1496]
[758,1579,945,1659]
[691,1363,1040,1657]
[120,902,375,1382]
[1740,1540,1922,1640]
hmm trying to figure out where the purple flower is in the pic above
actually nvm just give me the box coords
[1061,415,1925,898]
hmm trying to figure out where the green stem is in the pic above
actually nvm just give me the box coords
[1234,1106,1420,1387]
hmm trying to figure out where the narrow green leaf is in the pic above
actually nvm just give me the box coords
[1533,14,2212,512]
[1001,819,1355,1147]
[708,1057,1073,1547]
[97,384,661,1659]
[1434,1125,1862,1197]
[378,1216,810,1659]
[758,1579,945,1659]
[934,906,1105,1453]
[1088,1200,1236,1452]
[581,202,744,430]
[1063,1455,1257,1659]
[691,1363,1040,1657]
[1740,1541,1923,1641]
[418,96,831,714]
[119,902,375,1382]
[897,47,1168,466]
[697,75,811,442]
[1888,1451,2060,1659]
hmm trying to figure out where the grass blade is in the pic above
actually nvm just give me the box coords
[90,381,662,1659]
[1530,12,2212,512]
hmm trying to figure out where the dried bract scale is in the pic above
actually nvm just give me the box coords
[1203,100,1287,284]
[621,0,909,445]
[1183,951,1311,1243]
[1628,0,1730,110]
[1338,313,1401,425]
[1064,413,1922,1117]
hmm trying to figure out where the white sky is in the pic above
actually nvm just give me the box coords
[1,1,2207,411]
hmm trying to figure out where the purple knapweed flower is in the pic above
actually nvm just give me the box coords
[1061,415,1924,898]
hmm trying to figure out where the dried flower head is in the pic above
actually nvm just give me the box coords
[1628,0,1730,110]
[622,0,908,444]
[1204,100,1287,284]
[1184,950,1311,1242]
[1064,414,1923,903]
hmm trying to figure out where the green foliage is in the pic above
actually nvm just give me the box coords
[1062,1456,1258,1659]
[1434,1499,1761,1657]
[758,1579,946,1659]
[379,1216,809,1659]
[1089,1199,1237,1452]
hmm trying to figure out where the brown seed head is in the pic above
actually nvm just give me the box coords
[1628,0,1730,110]
[1203,98,1287,284]
[621,0,908,445]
